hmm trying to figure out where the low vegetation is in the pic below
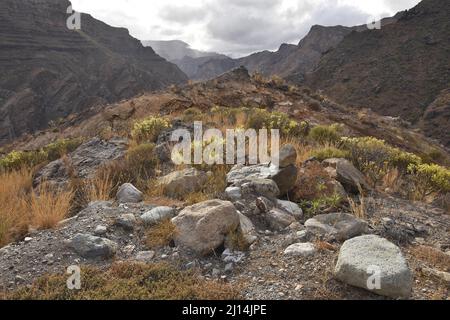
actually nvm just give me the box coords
[0,138,83,171]
[1,262,240,300]
[131,117,171,143]
[145,219,177,249]
[0,169,74,247]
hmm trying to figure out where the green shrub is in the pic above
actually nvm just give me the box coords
[340,136,422,186]
[407,163,450,199]
[0,150,47,171]
[182,107,204,122]
[246,108,303,136]
[126,143,158,181]
[308,124,343,145]
[312,146,349,161]
[44,138,83,161]
[131,117,171,143]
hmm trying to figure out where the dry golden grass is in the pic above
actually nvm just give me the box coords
[0,168,74,246]
[348,185,366,219]
[314,241,338,252]
[381,168,403,194]
[410,245,450,272]
[30,183,74,229]
[145,219,178,249]
[0,169,32,246]
[86,172,115,201]
[1,262,241,300]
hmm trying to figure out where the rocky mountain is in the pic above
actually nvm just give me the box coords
[305,0,450,147]
[142,40,233,81]
[142,40,222,61]
[0,0,188,146]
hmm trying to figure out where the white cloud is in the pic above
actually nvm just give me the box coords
[70,0,421,57]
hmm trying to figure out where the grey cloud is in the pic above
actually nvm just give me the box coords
[159,5,208,24]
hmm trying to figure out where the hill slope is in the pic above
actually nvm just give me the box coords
[0,0,188,146]
[305,0,450,146]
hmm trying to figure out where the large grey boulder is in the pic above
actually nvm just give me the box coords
[334,235,412,299]
[141,206,176,225]
[33,138,127,189]
[322,158,369,192]
[241,179,280,199]
[237,212,257,246]
[227,163,297,196]
[226,164,276,185]
[171,200,240,255]
[278,144,297,168]
[271,165,298,196]
[158,168,208,199]
[276,200,303,219]
[67,233,117,259]
[265,208,296,231]
[305,212,367,241]
[116,183,143,203]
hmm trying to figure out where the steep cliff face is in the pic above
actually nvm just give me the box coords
[305,0,450,146]
[0,0,187,145]
[164,25,364,81]
[238,25,359,79]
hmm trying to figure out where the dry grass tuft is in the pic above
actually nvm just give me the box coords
[410,245,450,272]
[0,168,74,246]
[348,185,366,219]
[1,262,241,300]
[0,169,32,246]
[145,219,178,249]
[30,183,74,230]
[314,241,338,252]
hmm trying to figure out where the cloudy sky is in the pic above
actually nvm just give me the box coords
[70,0,421,57]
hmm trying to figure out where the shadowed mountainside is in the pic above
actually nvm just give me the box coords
[0,0,188,146]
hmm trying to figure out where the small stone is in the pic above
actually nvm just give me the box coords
[115,214,137,230]
[94,226,108,236]
[24,237,33,243]
[141,206,176,226]
[67,233,117,259]
[225,187,242,201]
[116,183,143,203]
[212,268,221,277]
[284,242,317,257]
[134,251,155,262]
[224,263,234,273]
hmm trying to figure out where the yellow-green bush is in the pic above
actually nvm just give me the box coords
[44,138,83,161]
[340,136,422,186]
[312,146,349,161]
[407,163,450,199]
[308,124,343,145]
[131,117,171,143]
[182,107,204,122]
[341,137,422,173]
[0,150,47,171]
[126,143,158,181]
[0,138,83,171]
[246,108,304,136]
